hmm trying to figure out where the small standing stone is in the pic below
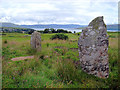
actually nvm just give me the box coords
[31,31,41,51]
[78,16,109,78]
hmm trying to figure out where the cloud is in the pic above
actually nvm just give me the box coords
[0,0,118,25]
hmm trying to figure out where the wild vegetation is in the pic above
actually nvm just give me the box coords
[2,32,119,88]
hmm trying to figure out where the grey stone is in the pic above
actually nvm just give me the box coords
[31,31,41,51]
[78,16,109,78]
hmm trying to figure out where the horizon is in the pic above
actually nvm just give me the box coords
[0,22,119,26]
[0,0,118,25]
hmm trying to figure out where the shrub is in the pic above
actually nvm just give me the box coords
[47,43,49,47]
[51,34,68,40]
[39,55,44,60]
[4,40,7,44]
[28,30,35,34]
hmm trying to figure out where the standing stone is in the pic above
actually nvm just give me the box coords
[78,16,109,78]
[31,31,41,51]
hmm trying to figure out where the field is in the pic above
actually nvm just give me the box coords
[1,32,119,88]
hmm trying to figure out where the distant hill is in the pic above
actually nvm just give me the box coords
[21,24,120,30]
[0,22,23,28]
[107,24,119,30]
[0,22,119,30]
[21,24,87,29]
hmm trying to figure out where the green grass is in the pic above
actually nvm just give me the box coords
[2,32,119,88]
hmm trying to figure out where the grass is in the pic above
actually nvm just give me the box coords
[2,32,119,88]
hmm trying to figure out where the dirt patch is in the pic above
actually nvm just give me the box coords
[11,56,34,61]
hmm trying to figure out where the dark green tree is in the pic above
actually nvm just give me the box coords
[74,31,76,33]
[43,28,49,33]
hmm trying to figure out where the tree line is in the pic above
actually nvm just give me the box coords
[0,27,73,34]
[0,27,35,34]
[38,28,72,33]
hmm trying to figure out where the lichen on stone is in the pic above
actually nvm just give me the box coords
[78,16,109,78]
[31,31,41,51]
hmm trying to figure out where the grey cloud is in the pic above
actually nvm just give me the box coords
[0,0,118,25]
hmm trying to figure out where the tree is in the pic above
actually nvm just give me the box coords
[57,29,67,33]
[43,28,49,33]
[74,31,76,33]
[50,28,56,33]
[68,31,72,33]
[28,29,35,34]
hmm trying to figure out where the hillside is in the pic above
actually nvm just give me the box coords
[107,24,119,30]
[0,22,23,28]
[21,24,87,28]
[0,22,119,30]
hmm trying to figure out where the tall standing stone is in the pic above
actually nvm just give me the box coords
[78,16,109,78]
[31,31,41,51]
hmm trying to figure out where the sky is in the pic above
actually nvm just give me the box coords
[0,0,118,25]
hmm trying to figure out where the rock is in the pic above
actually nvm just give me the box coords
[78,16,109,78]
[11,56,34,61]
[31,31,41,51]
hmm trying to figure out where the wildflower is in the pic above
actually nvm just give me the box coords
[13,77,15,80]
